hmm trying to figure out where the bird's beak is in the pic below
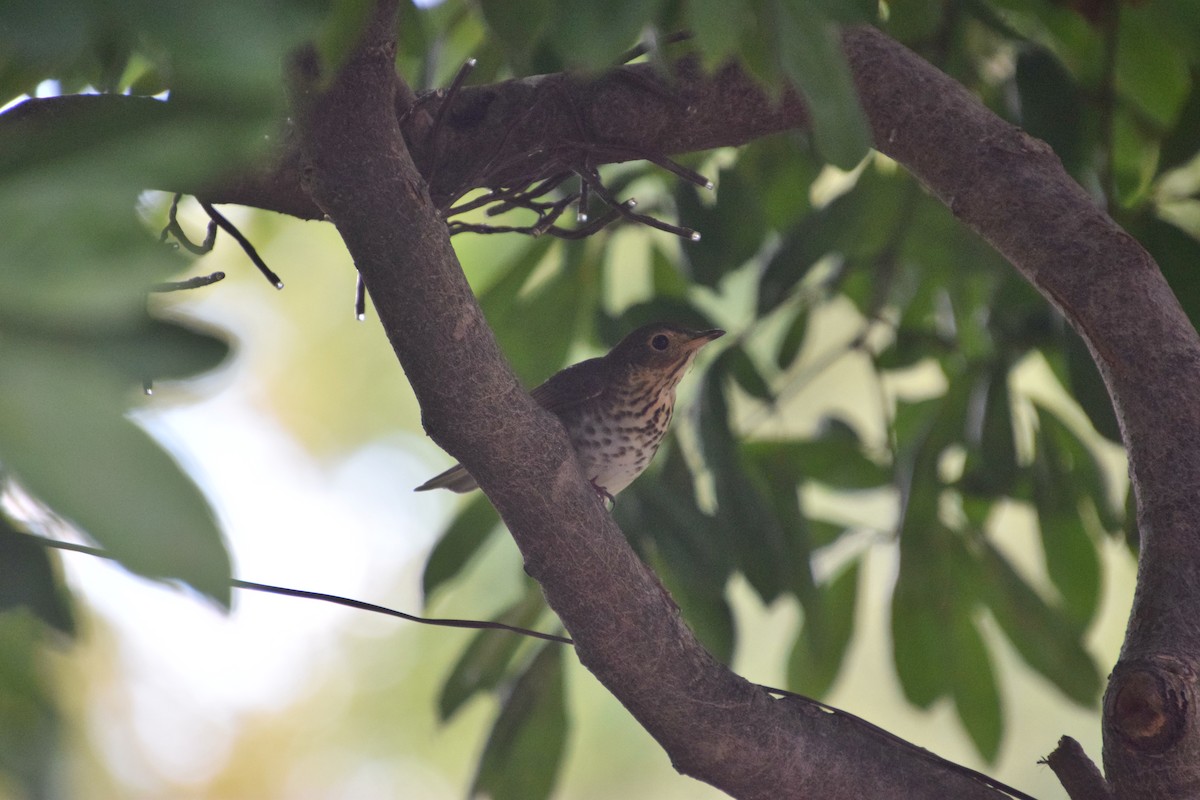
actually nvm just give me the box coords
[688,329,725,349]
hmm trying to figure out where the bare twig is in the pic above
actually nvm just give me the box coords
[354,274,367,321]
[425,57,478,191]
[151,271,227,293]
[618,30,693,66]
[26,532,573,645]
[159,192,217,254]
[197,200,284,289]
[1041,737,1113,800]
[580,166,700,240]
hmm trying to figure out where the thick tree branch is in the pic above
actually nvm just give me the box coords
[841,25,1200,800]
[1,60,803,222]
[12,11,1193,797]
[290,5,1011,799]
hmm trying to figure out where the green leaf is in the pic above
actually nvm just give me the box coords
[1159,73,1200,173]
[891,527,954,708]
[478,0,554,72]
[686,0,750,68]
[0,520,74,636]
[615,446,734,660]
[1061,327,1122,443]
[1116,7,1190,129]
[1131,214,1200,349]
[471,643,568,800]
[483,239,592,386]
[0,613,61,799]
[649,548,736,664]
[439,588,548,720]
[769,0,872,168]
[0,339,231,606]
[949,614,1003,763]
[546,0,664,70]
[978,543,1100,707]
[960,361,1019,497]
[728,345,773,401]
[698,358,793,602]
[422,493,501,603]
[775,307,809,369]
[787,557,859,697]
[649,245,690,298]
[1032,405,1101,627]
[1015,46,1086,176]
[675,166,767,287]
[758,165,911,315]
[745,418,888,491]
[741,441,818,601]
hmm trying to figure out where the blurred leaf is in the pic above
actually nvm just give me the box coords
[650,548,736,663]
[787,557,859,697]
[483,239,592,385]
[616,445,735,660]
[478,0,553,73]
[686,0,748,68]
[978,542,1101,706]
[768,1,872,168]
[960,362,1019,497]
[439,588,547,720]
[742,441,818,601]
[949,613,1003,763]
[675,166,768,287]
[423,493,502,603]
[471,643,568,800]
[758,166,911,315]
[314,0,374,74]
[1116,7,1190,129]
[728,345,773,401]
[1130,214,1200,343]
[775,307,809,369]
[891,525,955,708]
[1159,71,1200,173]
[546,0,663,70]
[1015,46,1086,176]
[0,614,61,799]
[0,519,74,636]
[650,245,690,297]
[1032,405,1102,627]
[0,339,231,606]
[699,358,792,602]
[746,418,887,492]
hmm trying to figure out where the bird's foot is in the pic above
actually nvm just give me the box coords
[589,478,615,509]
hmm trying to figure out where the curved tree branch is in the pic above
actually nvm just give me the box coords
[841,26,1200,799]
[9,9,1193,798]
[288,3,1013,799]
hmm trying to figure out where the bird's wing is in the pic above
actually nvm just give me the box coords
[529,357,609,414]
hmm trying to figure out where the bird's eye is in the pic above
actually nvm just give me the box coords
[650,334,670,351]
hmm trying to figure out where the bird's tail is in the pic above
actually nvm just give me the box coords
[414,463,479,493]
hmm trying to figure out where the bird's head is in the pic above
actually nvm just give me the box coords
[608,322,725,385]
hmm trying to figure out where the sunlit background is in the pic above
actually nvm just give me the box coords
[19,159,1136,799]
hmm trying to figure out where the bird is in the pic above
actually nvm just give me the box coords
[414,322,725,502]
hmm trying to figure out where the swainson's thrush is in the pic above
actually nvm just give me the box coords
[415,322,724,501]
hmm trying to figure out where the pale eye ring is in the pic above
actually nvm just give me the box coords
[651,334,670,351]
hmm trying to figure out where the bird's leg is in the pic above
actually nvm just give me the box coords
[589,478,615,509]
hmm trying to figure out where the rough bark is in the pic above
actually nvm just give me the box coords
[841,27,1200,800]
[287,4,1013,799]
[6,8,1198,799]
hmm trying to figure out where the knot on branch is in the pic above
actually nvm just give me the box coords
[1105,657,1194,754]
